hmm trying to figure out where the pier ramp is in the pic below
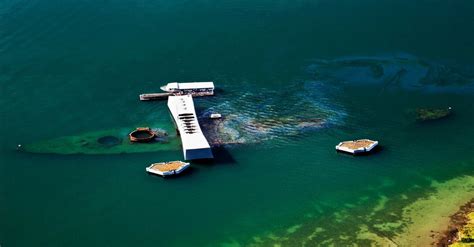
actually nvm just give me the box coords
[167,95,213,160]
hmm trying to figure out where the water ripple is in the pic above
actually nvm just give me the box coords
[199,81,346,147]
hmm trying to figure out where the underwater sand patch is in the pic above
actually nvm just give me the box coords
[392,176,474,246]
[230,175,474,247]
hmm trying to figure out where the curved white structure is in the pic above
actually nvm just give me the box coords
[168,95,213,160]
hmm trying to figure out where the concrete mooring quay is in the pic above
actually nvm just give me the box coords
[139,92,172,101]
[167,95,213,160]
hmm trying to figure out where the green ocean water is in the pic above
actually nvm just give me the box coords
[1,0,474,246]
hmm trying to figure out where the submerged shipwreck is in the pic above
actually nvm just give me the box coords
[416,107,453,122]
[22,82,216,159]
[22,79,380,176]
[129,127,157,142]
[22,81,342,156]
[22,127,179,155]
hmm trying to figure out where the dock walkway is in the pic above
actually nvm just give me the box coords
[139,92,172,101]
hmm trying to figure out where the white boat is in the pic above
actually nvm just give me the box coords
[145,161,190,177]
[209,113,222,119]
[160,82,214,96]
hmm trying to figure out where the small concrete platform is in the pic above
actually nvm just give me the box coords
[146,161,190,177]
[336,139,378,155]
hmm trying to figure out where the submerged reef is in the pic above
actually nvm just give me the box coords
[23,107,337,154]
[438,199,474,246]
[306,55,474,93]
[22,127,179,155]
[416,107,453,122]
[220,175,474,246]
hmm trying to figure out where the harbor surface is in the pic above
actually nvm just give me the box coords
[1,0,474,246]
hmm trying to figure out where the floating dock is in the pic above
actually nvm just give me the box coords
[168,95,213,160]
[139,92,172,101]
[336,139,378,155]
[146,161,190,177]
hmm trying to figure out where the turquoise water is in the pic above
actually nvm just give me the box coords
[1,0,474,246]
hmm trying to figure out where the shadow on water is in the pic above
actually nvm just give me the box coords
[192,146,237,166]
[214,88,225,94]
